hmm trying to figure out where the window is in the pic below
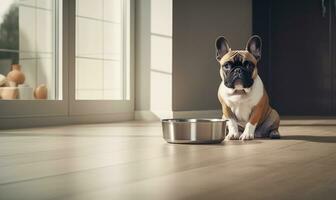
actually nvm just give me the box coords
[0,0,61,100]
[75,0,130,100]
[0,0,134,126]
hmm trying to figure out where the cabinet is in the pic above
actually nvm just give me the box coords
[253,0,336,115]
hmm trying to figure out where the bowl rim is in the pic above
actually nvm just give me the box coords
[161,118,227,123]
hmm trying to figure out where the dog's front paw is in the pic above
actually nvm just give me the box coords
[225,119,240,140]
[239,122,256,141]
[225,131,240,140]
[239,131,254,140]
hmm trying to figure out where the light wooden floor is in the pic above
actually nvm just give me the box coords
[0,121,335,200]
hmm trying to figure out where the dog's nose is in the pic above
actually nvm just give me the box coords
[234,68,242,73]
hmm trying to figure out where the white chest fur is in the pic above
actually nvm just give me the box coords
[219,76,264,126]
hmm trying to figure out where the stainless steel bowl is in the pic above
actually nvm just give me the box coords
[161,119,227,144]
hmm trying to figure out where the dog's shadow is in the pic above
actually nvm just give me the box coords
[281,135,336,143]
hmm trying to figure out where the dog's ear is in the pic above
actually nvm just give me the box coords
[215,36,230,61]
[246,35,262,61]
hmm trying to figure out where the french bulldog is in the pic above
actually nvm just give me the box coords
[216,35,280,140]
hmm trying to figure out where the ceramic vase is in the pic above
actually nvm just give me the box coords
[18,84,33,100]
[1,87,18,100]
[7,64,25,86]
[0,74,6,86]
[34,84,48,99]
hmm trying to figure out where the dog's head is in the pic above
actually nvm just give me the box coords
[215,35,262,91]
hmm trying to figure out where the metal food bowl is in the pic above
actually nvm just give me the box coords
[161,119,227,144]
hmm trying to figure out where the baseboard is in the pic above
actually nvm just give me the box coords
[3,110,336,129]
[135,110,336,125]
[134,111,160,121]
[280,118,336,126]
[0,112,134,129]
[134,110,173,121]
[135,110,222,121]
[173,110,222,119]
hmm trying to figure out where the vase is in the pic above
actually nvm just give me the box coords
[34,84,48,99]
[18,84,33,100]
[7,64,25,86]
[1,87,18,100]
[0,74,6,86]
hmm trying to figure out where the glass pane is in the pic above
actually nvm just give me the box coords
[0,0,61,100]
[75,0,129,100]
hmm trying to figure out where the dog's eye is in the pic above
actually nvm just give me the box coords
[244,61,254,70]
[222,63,231,70]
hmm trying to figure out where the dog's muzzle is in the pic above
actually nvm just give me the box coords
[224,67,254,89]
